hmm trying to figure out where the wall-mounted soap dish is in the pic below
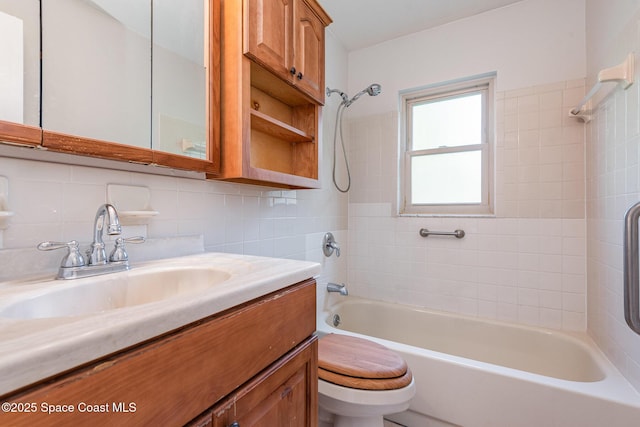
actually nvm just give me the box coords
[0,211,14,230]
[0,176,14,230]
[107,184,159,226]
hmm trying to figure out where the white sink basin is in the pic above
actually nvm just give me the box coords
[0,266,231,319]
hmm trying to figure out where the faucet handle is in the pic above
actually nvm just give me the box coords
[323,232,341,258]
[109,236,145,262]
[330,242,341,257]
[37,240,86,268]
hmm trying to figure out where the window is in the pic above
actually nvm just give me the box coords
[400,74,495,215]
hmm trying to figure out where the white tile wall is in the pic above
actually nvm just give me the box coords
[497,80,586,219]
[586,56,640,391]
[346,79,588,331]
[348,204,586,330]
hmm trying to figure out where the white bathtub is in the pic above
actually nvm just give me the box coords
[317,297,640,427]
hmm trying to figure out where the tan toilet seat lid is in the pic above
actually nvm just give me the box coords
[318,333,412,390]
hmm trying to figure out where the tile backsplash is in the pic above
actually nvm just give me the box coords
[0,155,347,286]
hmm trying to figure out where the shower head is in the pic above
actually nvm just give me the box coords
[366,83,382,96]
[344,83,382,107]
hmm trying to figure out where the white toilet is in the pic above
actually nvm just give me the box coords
[317,333,416,427]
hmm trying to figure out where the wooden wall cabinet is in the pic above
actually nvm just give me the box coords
[215,0,331,189]
[0,280,317,427]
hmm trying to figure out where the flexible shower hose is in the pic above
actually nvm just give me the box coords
[332,102,351,193]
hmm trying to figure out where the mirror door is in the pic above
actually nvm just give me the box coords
[41,0,152,150]
[0,0,41,145]
[152,0,206,160]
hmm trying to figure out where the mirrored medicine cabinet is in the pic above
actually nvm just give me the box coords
[0,0,220,174]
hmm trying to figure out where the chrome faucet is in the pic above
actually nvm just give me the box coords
[327,282,348,296]
[87,203,122,265]
[38,204,144,280]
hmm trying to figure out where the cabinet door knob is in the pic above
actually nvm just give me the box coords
[289,67,296,75]
[230,423,240,427]
[296,72,303,80]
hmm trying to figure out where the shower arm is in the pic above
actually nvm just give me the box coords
[326,88,349,104]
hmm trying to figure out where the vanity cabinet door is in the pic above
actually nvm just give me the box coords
[211,337,318,427]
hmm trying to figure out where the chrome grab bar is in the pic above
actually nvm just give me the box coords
[624,201,640,335]
[419,228,465,239]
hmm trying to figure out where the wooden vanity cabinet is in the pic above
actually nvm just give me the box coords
[215,0,331,189]
[0,279,318,427]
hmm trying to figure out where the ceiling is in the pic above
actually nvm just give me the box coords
[317,0,524,51]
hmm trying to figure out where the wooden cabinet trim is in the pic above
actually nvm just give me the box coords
[0,120,42,147]
[42,130,155,164]
[300,0,331,26]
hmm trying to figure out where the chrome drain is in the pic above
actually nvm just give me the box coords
[332,314,341,327]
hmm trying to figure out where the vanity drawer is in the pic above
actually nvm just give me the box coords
[0,279,316,426]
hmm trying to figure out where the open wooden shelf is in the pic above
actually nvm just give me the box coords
[250,109,314,143]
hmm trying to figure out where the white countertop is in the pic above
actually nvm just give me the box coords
[0,252,321,395]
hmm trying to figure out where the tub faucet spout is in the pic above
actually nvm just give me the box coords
[327,282,348,296]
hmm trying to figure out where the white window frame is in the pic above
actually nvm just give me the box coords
[399,73,495,216]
